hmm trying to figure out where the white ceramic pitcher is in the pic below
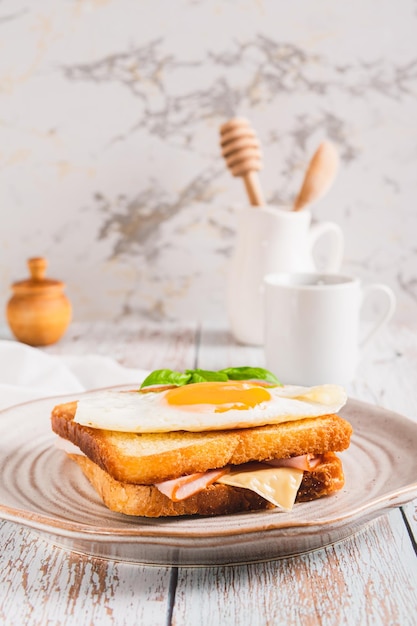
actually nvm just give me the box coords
[227,205,344,345]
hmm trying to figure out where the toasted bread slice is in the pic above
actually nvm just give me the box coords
[69,452,344,517]
[51,401,352,485]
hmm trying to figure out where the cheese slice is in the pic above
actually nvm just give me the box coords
[217,464,304,511]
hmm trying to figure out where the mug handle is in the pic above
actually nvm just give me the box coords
[360,284,397,348]
[308,222,344,272]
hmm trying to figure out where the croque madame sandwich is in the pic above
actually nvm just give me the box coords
[51,367,352,517]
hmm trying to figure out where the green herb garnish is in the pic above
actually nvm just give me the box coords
[140,366,281,389]
[186,369,229,384]
[139,369,192,389]
[219,366,280,386]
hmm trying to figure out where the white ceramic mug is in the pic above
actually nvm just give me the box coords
[263,272,397,386]
[228,206,344,346]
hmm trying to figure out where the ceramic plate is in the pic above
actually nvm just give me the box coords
[0,389,416,567]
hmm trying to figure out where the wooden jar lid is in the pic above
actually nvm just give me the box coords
[10,257,65,294]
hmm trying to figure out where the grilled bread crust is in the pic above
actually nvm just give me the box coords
[69,452,345,517]
[51,400,352,485]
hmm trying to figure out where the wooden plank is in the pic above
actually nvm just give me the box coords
[173,509,417,626]
[0,520,173,626]
[45,320,199,371]
[402,501,417,548]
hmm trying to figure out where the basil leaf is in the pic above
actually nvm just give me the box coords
[186,369,229,384]
[219,366,281,385]
[140,366,281,389]
[140,369,192,389]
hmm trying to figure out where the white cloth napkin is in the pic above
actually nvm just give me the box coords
[0,340,148,411]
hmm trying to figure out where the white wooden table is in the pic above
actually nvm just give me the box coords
[1,319,416,625]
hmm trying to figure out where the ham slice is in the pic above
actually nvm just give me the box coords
[154,454,323,502]
[155,468,228,501]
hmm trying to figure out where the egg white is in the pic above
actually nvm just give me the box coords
[73,383,347,433]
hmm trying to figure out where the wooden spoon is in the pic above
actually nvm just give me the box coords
[220,117,265,206]
[293,141,339,211]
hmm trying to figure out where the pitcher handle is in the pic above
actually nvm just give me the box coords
[309,221,344,272]
[359,284,397,348]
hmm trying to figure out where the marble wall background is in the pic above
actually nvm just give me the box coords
[1,0,416,330]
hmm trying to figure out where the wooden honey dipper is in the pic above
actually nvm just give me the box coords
[220,117,265,206]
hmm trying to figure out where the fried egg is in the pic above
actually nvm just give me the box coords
[73,381,347,433]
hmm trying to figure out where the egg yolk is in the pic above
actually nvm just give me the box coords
[165,381,271,412]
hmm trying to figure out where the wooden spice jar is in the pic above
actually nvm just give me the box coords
[6,257,72,346]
